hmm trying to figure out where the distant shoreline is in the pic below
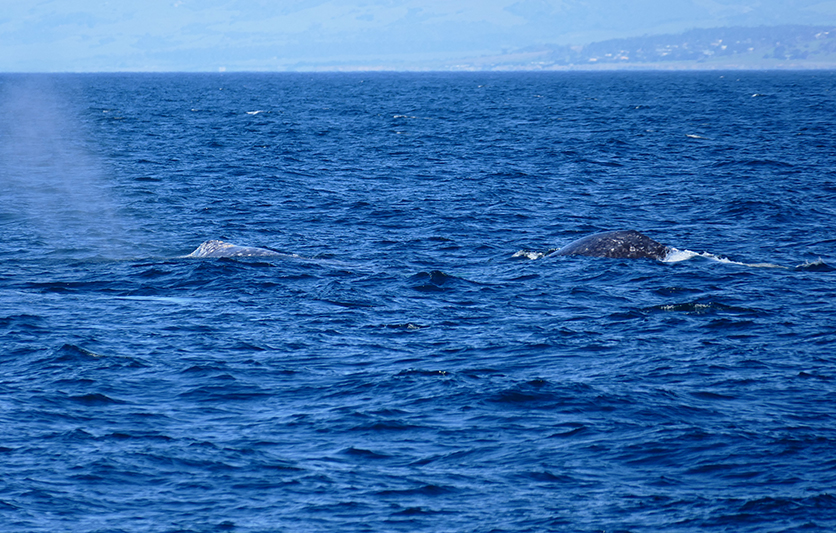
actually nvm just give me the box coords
[294,62,836,72]
[3,66,836,74]
[3,24,836,73]
[288,25,836,72]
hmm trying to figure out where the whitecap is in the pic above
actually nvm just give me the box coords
[660,247,700,263]
[513,250,548,260]
[795,258,834,271]
[657,303,716,313]
[662,248,787,269]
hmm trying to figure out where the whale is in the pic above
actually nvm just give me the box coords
[187,240,282,258]
[556,230,670,260]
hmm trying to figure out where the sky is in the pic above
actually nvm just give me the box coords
[2,0,836,71]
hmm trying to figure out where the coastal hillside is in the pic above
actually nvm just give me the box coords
[458,25,836,70]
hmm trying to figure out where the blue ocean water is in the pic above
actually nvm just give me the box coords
[1,71,835,532]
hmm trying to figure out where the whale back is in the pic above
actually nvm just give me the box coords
[556,230,669,260]
[187,240,280,258]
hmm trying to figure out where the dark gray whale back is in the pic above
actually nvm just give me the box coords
[556,230,670,260]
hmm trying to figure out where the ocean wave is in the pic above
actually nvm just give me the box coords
[662,248,788,269]
[795,258,835,272]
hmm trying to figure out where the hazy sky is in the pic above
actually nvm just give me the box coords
[2,1,835,71]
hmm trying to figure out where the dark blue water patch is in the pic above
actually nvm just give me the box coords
[67,392,126,405]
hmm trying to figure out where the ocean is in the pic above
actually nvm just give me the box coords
[1,71,835,532]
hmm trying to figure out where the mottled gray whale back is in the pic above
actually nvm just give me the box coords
[556,230,670,260]
[187,240,281,258]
